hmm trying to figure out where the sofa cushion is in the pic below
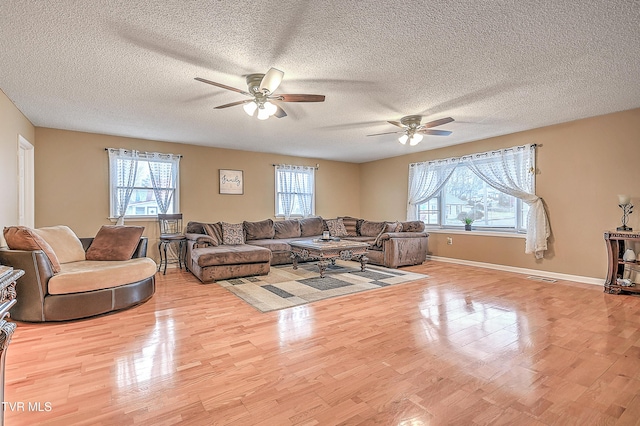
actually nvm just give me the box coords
[359,221,386,237]
[47,258,157,295]
[192,244,271,267]
[299,217,324,237]
[246,239,292,252]
[400,221,426,232]
[3,226,62,273]
[244,219,275,241]
[86,225,145,261]
[339,216,359,237]
[34,225,86,264]
[221,222,245,245]
[326,218,348,237]
[203,223,222,246]
[273,220,301,239]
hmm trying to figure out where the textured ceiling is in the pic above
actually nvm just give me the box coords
[1,1,639,163]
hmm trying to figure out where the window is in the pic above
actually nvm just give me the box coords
[275,165,315,218]
[407,144,550,259]
[417,164,529,231]
[108,149,180,220]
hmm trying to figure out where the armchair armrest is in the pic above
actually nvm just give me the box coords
[0,248,53,322]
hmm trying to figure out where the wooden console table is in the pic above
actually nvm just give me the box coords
[0,266,21,426]
[604,231,640,295]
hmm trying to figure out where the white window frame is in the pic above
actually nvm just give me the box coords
[108,150,180,221]
[274,165,316,218]
[417,162,529,233]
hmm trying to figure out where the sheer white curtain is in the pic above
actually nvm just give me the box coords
[147,153,180,214]
[407,144,550,258]
[406,159,458,220]
[464,144,549,259]
[108,148,139,225]
[275,165,315,219]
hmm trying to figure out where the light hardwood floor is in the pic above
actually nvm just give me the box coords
[4,261,640,425]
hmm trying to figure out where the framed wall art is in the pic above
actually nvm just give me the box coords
[219,169,244,195]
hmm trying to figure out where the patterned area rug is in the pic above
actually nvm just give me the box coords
[216,260,428,312]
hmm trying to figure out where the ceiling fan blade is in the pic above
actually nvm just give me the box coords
[214,100,253,109]
[422,117,455,128]
[417,129,453,136]
[387,120,405,128]
[195,77,251,96]
[259,67,284,94]
[277,94,325,102]
[366,131,403,137]
[274,105,287,118]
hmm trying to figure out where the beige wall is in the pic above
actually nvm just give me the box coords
[34,128,361,260]
[360,108,640,280]
[0,90,35,246]
[22,107,640,279]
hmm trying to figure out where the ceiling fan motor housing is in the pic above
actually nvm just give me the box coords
[400,115,422,128]
[245,74,266,95]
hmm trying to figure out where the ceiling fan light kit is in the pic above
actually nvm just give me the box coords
[195,67,325,121]
[367,115,454,147]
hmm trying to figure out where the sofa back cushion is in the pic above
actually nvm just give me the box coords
[244,219,275,241]
[221,222,245,245]
[400,221,426,233]
[186,221,205,234]
[85,225,145,261]
[34,225,86,264]
[274,220,301,239]
[359,221,386,237]
[3,226,62,273]
[338,216,359,237]
[299,217,324,237]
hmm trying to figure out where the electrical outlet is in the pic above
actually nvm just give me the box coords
[447,237,453,245]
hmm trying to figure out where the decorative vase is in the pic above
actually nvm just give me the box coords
[623,248,636,262]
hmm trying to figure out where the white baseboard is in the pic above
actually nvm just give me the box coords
[425,255,604,286]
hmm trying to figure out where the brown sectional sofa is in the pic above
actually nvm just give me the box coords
[185,216,428,283]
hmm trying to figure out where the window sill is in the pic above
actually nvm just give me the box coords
[425,228,526,239]
[108,216,159,222]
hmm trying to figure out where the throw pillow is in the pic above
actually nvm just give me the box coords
[274,220,301,239]
[202,223,222,246]
[33,225,86,263]
[85,225,145,261]
[339,216,359,237]
[299,217,324,237]
[221,222,245,245]
[384,221,403,233]
[326,218,348,237]
[3,226,62,273]
[243,219,275,241]
[359,220,386,237]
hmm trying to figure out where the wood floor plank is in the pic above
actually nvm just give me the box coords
[3,261,640,425]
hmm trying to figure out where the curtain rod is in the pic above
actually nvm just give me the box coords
[104,148,183,158]
[272,163,319,169]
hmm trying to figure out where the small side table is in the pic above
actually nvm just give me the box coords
[0,267,22,426]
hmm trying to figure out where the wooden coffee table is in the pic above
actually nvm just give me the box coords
[289,239,370,278]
